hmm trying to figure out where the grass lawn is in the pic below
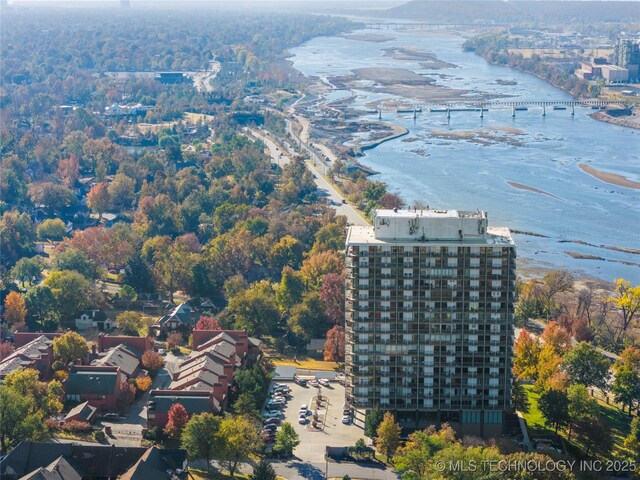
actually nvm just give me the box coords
[271,356,340,371]
[522,384,633,458]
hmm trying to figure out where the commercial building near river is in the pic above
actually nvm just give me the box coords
[344,208,516,437]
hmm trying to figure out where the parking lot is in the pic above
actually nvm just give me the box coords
[263,376,365,463]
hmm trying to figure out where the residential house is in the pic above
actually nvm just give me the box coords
[0,335,55,380]
[96,334,154,355]
[118,446,187,479]
[63,401,97,425]
[150,303,198,337]
[191,329,261,360]
[147,390,219,429]
[92,344,140,379]
[65,365,127,412]
[0,442,187,480]
[74,310,114,331]
[18,456,81,480]
[13,332,62,348]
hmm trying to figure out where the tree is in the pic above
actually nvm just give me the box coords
[233,392,259,418]
[394,427,454,479]
[195,316,221,330]
[142,351,165,375]
[275,266,304,313]
[54,247,100,279]
[608,278,640,335]
[540,270,574,318]
[53,331,88,367]
[566,384,597,440]
[28,182,75,215]
[24,285,59,330]
[0,386,48,451]
[623,416,640,462]
[165,403,190,439]
[562,342,610,390]
[540,321,572,355]
[287,292,328,345]
[228,282,279,337]
[274,422,299,457]
[87,182,110,219]
[36,218,67,241]
[0,342,14,360]
[376,412,401,462]
[365,405,384,438]
[299,251,343,289]
[324,325,345,362]
[611,368,640,416]
[250,459,277,480]
[167,332,182,350]
[10,256,45,286]
[116,311,144,335]
[3,291,26,328]
[319,273,345,324]
[57,154,79,187]
[45,270,103,321]
[122,253,155,294]
[538,389,569,434]
[574,414,613,457]
[535,344,565,391]
[513,328,541,380]
[118,285,137,308]
[512,380,530,413]
[108,173,136,210]
[181,413,221,472]
[219,415,262,475]
[0,211,35,266]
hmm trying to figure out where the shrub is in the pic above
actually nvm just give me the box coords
[143,426,166,443]
[135,375,152,392]
[94,430,107,442]
[62,420,91,432]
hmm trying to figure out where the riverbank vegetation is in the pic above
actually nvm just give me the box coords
[463,34,592,98]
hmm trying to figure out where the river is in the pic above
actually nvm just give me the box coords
[289,29,640,283]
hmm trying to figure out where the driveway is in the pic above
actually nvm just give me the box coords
[99,364,172,446]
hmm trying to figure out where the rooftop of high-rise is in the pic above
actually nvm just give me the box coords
[346,208,515,246]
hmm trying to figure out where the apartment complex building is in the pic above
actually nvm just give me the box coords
[345,208,516,437]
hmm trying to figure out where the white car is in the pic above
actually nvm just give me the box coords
[342,415,352,424]
[299,403,308,412]
[308,379,319,387]
[318,378,330,386]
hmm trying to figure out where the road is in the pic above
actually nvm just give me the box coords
[249,127,368,227]
[99,364,173,446]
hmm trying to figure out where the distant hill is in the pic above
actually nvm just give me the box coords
[381,1,640,24]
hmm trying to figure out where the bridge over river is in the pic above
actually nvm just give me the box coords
[364,100,632,119]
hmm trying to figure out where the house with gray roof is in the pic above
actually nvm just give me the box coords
[65,365,126,412]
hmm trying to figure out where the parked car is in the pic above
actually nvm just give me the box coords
[308,379,320,387]
[263,424,277,432]
[262,411,282,419]
[318,378,330,386]
[265,403,283,411]
[298,415,307,425]
[271,398,286,405]
[101,413,122,421]
[294,377,307,387]
[263,418,282,426]
[341,414,352,425]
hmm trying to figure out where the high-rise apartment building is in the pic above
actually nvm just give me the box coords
[345,208,516,437]
[615,38,640,80]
